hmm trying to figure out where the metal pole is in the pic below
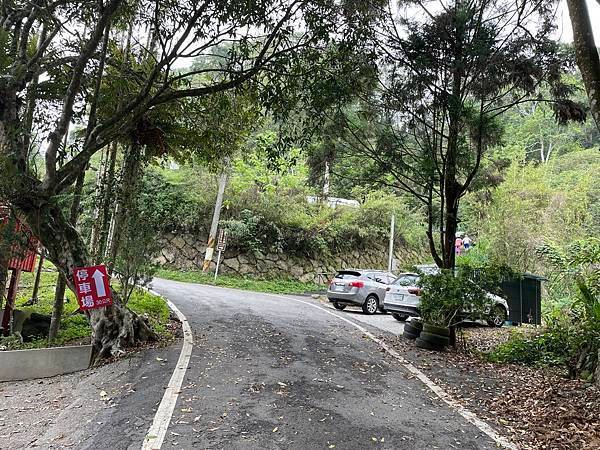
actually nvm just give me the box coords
[388,214,395,272]
[214,249,222,282]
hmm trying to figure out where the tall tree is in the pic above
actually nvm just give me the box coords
[0,0,377,358]
[567,0,600,130]
[317,0,584,268]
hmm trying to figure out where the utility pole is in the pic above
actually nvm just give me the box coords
[202,159,230,272]
[388,214,395,272]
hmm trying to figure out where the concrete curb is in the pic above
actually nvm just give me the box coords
[141,289,193,450]
[0,344,92,382]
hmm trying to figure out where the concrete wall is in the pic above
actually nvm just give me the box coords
[0,345,92,382]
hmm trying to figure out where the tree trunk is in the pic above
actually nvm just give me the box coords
[12,187,156,359]
[28,252,45,304]
[441,6,465,270]
[0,259,7,312]
[91,141,118,259]
[202,162,229,272]
[567,0,600,131]
[443,197,459,269]
[49,171,85,341]
[106,142,143,270]
[90,21,132,259]
[89,146,109,255]
[2,269,20,336]
[49,273,67,342]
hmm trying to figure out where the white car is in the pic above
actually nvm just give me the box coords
[383,272,509,327]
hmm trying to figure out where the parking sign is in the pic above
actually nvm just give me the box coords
[72,264,113,310]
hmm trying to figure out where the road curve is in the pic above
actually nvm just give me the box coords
[152,277,498,449]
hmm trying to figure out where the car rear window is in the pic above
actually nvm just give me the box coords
[371,273,391,284]
[334,271,361,279]
[393,275,419,286]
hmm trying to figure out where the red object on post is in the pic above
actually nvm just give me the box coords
[1,207,38,273]
[8,249,37,272]
[72,264,113,310]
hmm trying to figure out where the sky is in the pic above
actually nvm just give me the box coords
[557,0,600,42]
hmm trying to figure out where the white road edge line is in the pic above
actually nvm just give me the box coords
[141,289,194,450]
[265,293,518,450]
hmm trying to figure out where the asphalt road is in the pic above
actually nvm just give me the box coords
[151,278,498,450]
[320,302,407,336]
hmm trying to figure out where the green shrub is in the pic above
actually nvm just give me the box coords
[221,209,284,254]
[487,329,569,367]
[419,269,492,328]
[536,238,600,379]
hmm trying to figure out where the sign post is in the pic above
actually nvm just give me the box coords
[214,229,227,282]
[72,264,113,310]
[388,214,395,272]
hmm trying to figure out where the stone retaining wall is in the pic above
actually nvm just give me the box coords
[154,232,413,283]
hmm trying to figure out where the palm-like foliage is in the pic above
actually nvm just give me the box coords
[537,238,600,382]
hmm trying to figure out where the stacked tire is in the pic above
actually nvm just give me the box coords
[415,324,450,351]
[402,319,423,340]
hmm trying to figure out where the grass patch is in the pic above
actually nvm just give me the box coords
[1,263,172,350]
[13,267,86,348]
[156,268,322,295]
[128,289,171,336]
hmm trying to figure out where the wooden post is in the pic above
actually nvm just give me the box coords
[28,252,45,304]
[0,260,7,312]
[1,269,21,336]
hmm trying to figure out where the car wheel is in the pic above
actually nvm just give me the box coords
[392,313,409,322]
[362,295,379,315]
[333,302,346,311]
[487,305,507,327]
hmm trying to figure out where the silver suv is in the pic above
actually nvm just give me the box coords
[327,269,396,314]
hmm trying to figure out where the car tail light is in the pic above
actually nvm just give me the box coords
[408,287,422,296]
[349,281,364,288]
